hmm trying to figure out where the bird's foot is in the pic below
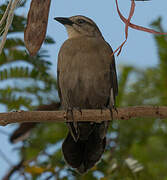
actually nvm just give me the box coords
[109,108,114,121]
[75,107,82,116]
[113,106,118,114]
[100,106,109,115]
[101,108,103,115]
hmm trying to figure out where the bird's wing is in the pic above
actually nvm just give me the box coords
[106,42,118,108]
[57,70,62,103]
[111,54,118,101]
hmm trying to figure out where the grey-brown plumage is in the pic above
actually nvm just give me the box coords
[55,15,118,173]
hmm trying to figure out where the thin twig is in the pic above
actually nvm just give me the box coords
[2,159,24,180]
[0,106,167,126]
[115,0,167,35]
[0,0,20,55]
[113,0,167,56]
[0,0,13,27]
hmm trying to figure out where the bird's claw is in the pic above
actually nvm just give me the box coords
[113,106,118,114]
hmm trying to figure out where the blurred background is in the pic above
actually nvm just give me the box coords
[0,0,167,179]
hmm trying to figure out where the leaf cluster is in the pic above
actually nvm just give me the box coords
[0,3,57,111]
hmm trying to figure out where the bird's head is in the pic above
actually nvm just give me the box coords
[54,15,102,39]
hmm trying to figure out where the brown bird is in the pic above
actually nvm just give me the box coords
[54,15,118,173]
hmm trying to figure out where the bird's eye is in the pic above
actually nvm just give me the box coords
[77,19,86,24]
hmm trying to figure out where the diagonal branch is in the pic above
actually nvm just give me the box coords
[2,160,24,180]
[0,106,167,126]
[0,0,20,55]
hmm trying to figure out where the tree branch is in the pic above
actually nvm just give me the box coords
[0,0,20,55]
[0,106,167,126]
[2,160,24,180]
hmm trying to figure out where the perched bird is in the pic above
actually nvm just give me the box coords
[54,15,118,173]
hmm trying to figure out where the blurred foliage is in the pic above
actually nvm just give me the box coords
[0,1,57,111]
[1,2,167,180]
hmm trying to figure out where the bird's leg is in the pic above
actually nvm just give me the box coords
[65,107,79,142]
[101,105,114,122]
[101,108,103,115]
[109,108,113,121]
[75,107,82,116]
[113,106,118,114]
[66,107,74,121]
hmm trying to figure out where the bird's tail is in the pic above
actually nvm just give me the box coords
[62,123,106,174]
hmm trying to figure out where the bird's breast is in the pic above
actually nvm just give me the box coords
[58,37,112,109]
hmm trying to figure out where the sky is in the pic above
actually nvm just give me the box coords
[0,0,167,179]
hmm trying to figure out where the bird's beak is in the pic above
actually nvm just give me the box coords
[54,17,73,26]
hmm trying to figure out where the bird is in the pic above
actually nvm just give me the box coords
[54,15,118,173]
